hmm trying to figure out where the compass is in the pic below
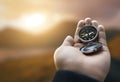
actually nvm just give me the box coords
[79,25,102,54]
[79,25,98,43]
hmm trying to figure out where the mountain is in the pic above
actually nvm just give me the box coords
[0,20,77,48]
[0,27,36,48]
[0,20,120,48]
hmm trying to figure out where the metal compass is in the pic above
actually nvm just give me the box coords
[79,25,102,54]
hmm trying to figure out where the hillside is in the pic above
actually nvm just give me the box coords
[0,20,120,48]
[0,49,55,82]
[0,20,77,48]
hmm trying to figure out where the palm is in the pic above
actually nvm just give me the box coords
[54,18,111,81]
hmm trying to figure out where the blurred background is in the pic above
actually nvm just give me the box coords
[0,0,120,82]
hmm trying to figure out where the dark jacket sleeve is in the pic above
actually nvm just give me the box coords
[52,70,99,82]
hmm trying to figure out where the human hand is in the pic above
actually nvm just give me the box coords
[54,18,111,82]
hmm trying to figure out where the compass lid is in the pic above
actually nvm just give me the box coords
[80,42,102,54]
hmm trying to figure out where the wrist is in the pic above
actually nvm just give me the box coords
[59,66,105,82]
[53,70,99,82]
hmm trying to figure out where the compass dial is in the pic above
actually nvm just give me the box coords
[79,25,98,43]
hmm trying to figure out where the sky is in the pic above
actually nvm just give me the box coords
[0,0,120,33]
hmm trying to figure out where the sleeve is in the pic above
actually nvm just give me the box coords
[52,70,99,82]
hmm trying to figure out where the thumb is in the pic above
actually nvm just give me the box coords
[62,35,74,46]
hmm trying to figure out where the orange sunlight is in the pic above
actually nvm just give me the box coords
[18,13,62,34]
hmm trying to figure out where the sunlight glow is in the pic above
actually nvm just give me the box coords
[10,13,63,34]
[17,13,62,34]
[21,13,46,28]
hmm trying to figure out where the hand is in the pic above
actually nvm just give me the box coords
[54,18,111,82]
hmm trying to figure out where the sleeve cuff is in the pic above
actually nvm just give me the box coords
[52,70,99,82]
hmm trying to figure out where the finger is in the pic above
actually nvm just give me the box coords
[85,17,92,25]
[92,20,98,27]
[74,20,85,43]
[62,35,74,46]
[98,25,107,46]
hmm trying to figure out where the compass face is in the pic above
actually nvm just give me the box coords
[79,25,98,42]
